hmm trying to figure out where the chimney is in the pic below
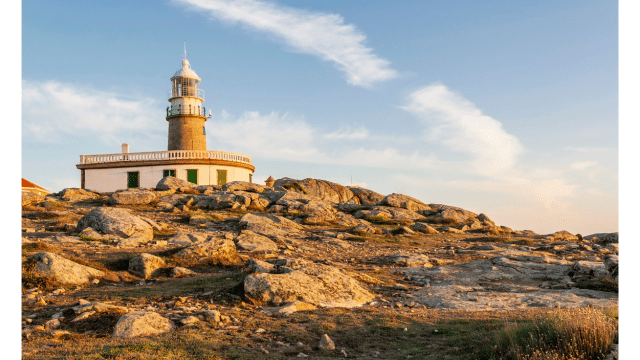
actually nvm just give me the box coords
[122,143,129,153]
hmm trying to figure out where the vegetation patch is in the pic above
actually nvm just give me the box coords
[282,182,308,194]
[22,258,63,291]
[481,307,618,359]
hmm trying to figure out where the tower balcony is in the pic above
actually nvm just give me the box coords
[166,104,208,117]
[77,150,254,172]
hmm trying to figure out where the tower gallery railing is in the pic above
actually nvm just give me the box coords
[79,150,252,165]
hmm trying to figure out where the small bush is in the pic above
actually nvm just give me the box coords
[22,241,55,253]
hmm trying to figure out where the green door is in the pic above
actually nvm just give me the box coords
[217,170,227,186]
[127,172,139,188]
[187,169,198,184]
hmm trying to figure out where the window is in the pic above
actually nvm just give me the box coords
[163,169,176,178]
[187,169,198,184]
[127,172,139,188]
[217,170,227,186]
[203,126,206,135]
[249,173,253,183]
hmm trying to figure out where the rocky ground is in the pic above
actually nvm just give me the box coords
[20,177,619,359]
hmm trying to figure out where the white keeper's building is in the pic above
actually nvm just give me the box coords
[77,53,255,192]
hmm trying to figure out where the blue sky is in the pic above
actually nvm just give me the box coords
[20,0,619,235]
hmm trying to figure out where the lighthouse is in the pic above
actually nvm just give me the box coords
[167,51,207,151]
[77,50,255,192]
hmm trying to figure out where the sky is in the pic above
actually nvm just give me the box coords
[20,0,620,235]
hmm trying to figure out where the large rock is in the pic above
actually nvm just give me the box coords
[379,193,432,212]
[156,176,194,191]
[235,231,278,253]
[128,253,166,279]
[222,181,266,193]
[410,222,440,235]
[348,186,385,206]
[552,231,579,241]
[244,262,374,308]
[30,252,104,285]
[59,188,102,201]
[22,191,45,206]
[604,255,619,282]
[239,213,304,238]
[274,178,354,203]
[584,233,619,244]
[108,190,157,205]
[76,207,153,245]
[570,261,610,283]
[176,238,236,260]
[112,311,175,339]
[165,231,211,246]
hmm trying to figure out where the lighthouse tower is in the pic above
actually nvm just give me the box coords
[166,49,207,151]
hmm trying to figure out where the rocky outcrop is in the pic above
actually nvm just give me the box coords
[59,188,102,201]
[155,176,194,191]
[30,252,104,285]
[379,193,432,212]
[244,261,374,308]
[108,190,157,205]
[112,311,175,339]
[410,222,439,234]
[238,213,304,238]
[22,191,45,207]
[176,238,236,260]
[348,187,385,206]
[552,230,579,241]
[584,233,619,244]
[234,231,278,253]
[274,178,354,203]
[222,181,266,193]
[76,207,154,245]
[128,253,166,279]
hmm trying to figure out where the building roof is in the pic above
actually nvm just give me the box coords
[171,58,201,81]
[22,178,49,192]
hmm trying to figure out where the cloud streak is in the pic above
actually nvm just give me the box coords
[173,0,397,87]
[403,84,524,176]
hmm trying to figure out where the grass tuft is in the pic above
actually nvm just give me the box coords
[483,307,618,360]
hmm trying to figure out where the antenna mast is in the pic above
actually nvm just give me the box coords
[183,41,187,60]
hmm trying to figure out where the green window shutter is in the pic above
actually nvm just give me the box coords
[217,170,227,186]
[127,172,139,188]
[163,170,175,177]
[187,169,198,184]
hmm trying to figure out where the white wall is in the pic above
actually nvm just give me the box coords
[84,164,253,192]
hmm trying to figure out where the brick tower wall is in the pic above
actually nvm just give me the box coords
[167,115,207,151]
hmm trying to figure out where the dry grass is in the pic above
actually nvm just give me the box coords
[486,307,618,360]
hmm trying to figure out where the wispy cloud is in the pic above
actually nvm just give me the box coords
[22,80,164,146]
[208,110,438,170]
[570,161,598,170]
[324,126,369,140]
[173,0,397,87]
[208,110,324,161]
[402,84,524,176]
